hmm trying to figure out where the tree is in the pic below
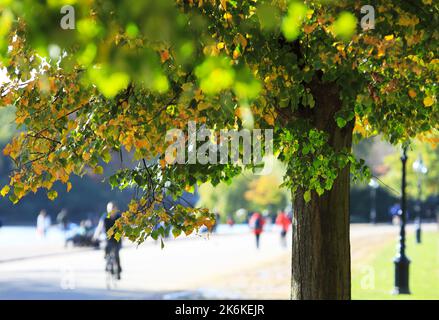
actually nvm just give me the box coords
[244,160,289,212]
[198,158,289,215]
[198,172,253,216]
[0,0,437,299]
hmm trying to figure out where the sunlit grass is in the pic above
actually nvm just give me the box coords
[352,231,439,300]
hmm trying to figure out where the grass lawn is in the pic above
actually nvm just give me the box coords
[352,231,439,300]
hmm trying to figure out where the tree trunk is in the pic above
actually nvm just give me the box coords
[290,80,354,300]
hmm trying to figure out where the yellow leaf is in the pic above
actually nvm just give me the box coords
[398,14,419,27]
[15,115,26,125]
[304,23,318,34]
[47,190,58,201]
[377,46,385,57]
[194,89,203,102]
[160,158,167,169]
[220,0,227,10]
[134,139,148,149]
[128,201,138,212]
[264,113,275,126]
[408,89,417,98]
[235,33,247,49]
[160,50,170,63]
[1,185,10,197]
[423,96,435,107]
[93,166,104,175]
[197,101,210,111]
[82,152,91,161]
[384,34,394,41]
[48,153,56,163]
[67,120,78,131]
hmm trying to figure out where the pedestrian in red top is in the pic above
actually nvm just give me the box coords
[276,210,291,247]
[249,212,265,249]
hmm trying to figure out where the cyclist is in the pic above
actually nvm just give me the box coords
[93,201,122,279]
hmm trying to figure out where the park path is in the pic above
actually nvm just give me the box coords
[0,223,435,299]
[199,223,437,299]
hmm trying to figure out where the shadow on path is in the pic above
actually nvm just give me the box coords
[0,279,178,300]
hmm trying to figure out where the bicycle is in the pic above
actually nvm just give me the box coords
[105,246,120,290]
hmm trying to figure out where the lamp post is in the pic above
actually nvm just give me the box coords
[393,146,410,295]
[412,155,427,244]
[369,178,379,224]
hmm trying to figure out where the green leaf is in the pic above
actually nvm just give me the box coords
[304,190,311,203]
[172,227,182,238]
[47,190,58,201]
[195,56,235,95]
[88,65,130,99]
[102,149,112,163]
[93,166,104,175]
[109,175,118,188]
[233,67,261,101]
[336,117,347,128]
[281,2,308,41]
[332,12,357,40]
[9,194,18,204]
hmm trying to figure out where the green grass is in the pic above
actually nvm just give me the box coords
[352,231,439,300]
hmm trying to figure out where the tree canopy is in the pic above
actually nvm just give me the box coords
[0,0,437,244]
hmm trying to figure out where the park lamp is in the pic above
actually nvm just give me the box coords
[368,178,379,189]
[368,178,379,224]
[412,155,427,244]
[412,156,427,175]
[393,146,410,295]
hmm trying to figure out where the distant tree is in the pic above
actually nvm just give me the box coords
[198,173,253,217]
[199,159,289,215]
[244,166,289,212]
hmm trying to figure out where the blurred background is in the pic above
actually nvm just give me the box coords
[0,107,438,300]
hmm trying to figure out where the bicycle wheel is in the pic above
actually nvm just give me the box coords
[105,254,115,289]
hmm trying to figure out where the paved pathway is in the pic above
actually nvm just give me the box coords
[0,223,436,299]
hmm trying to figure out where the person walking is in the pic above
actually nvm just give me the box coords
[36,210,51,238]
[56,209,69,231]
[249,212,265,249]
[226,214,235,227]
[389,203,401,225]
[57,209,69,246]
[275,210,291,247]
[211,210,221,233]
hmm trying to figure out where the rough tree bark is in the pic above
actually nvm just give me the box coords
[290,79,354,300]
